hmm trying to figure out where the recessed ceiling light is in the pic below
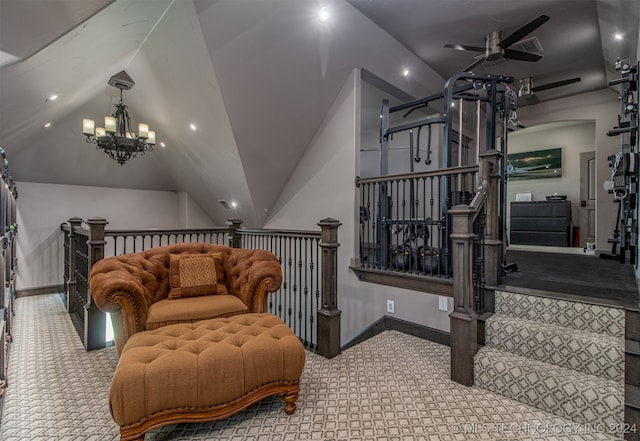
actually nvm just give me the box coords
[231,201,238,208]
[402,69,410,77]
[46,94,58,102]
[190,123,197,131]
[614,33,624,40]
[160,142,166,148]
[44,122,52,128]
[318,8,329,23]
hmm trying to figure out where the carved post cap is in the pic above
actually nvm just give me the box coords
[86,218,108,242]
[225,219,243,228]
[318,218,342,244]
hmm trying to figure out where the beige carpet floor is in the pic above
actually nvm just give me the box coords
[0,294,622,440]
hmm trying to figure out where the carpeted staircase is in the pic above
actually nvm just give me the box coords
[475,290,625,428]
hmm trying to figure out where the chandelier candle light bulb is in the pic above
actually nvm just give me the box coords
[83,119,95,136]
[105,117,117,134]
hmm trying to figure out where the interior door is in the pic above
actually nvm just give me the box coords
[580,151,596,247]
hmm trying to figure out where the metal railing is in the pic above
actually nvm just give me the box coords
[240,228,322,349]
[356,165,478,279]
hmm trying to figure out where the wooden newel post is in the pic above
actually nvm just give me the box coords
[449,206,478,386]
[226,219,243,248]
[317,218,342,359]
[85,218,108,351]
[65,217,83,313]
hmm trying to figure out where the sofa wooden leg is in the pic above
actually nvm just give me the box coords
[283,391,298,415]
[121,430,144,441]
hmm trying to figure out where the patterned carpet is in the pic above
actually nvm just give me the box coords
[0,294,623,440]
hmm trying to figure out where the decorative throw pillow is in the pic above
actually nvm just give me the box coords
[168,252,227,299]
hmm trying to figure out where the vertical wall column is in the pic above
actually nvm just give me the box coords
[449,206,478,386]
[317,218,342,359]
[85,218,107,351]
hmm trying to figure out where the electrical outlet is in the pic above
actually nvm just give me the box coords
[387,299,395,314]
[438,296,448,311]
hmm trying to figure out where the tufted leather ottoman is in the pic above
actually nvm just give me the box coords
[109,313,306,441]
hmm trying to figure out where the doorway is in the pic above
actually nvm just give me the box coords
[579,151,596,248]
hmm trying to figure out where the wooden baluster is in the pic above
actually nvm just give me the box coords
[479,150,502,292]
[317,218,341,359]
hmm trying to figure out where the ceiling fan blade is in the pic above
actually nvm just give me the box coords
[444,43,485,52]
[504,49,542,62]
[498,14,550,48]
[463,56,486,72]
[531,77,581,92]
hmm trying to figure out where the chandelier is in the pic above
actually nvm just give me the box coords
[82,71,155,166]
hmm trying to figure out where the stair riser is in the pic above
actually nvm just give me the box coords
[495,290,625,338]
[486,317,624,382]
[624,405,639,441]
[628,353,640,388]
[628,310,640,341]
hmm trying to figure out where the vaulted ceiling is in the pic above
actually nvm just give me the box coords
[0,0,637,226]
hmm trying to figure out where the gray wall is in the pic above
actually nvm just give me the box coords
[16,182,215,291]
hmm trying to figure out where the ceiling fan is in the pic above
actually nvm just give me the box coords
[445,14,550,72]
[518,76,582,104]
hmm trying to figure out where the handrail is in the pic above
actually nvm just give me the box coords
[356,165,479,186]
[103,227,230,237]
[238,228,321,239]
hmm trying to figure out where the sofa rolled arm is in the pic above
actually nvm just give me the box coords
[89,255,161,351]
[226,249,282,312]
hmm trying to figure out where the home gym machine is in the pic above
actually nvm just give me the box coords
[375,71,519,274]
[602,59,639,265]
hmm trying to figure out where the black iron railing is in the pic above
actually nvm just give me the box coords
[356,165,478,278]
[239,229,322,349]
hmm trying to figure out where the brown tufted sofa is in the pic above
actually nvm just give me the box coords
[89,242,282,355]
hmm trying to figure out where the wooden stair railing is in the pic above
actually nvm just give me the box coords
[61,218,341,358]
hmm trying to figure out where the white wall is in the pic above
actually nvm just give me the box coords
[506,121,596,240]
[515,88,620,250]
[177,192,219,228]
[266,69,451,345]
[15,182,214,291]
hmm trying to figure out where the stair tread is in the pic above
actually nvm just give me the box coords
[495,290,625,338]
[488,314,623,343]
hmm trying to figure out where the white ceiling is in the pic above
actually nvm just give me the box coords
[0,0,637,227]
